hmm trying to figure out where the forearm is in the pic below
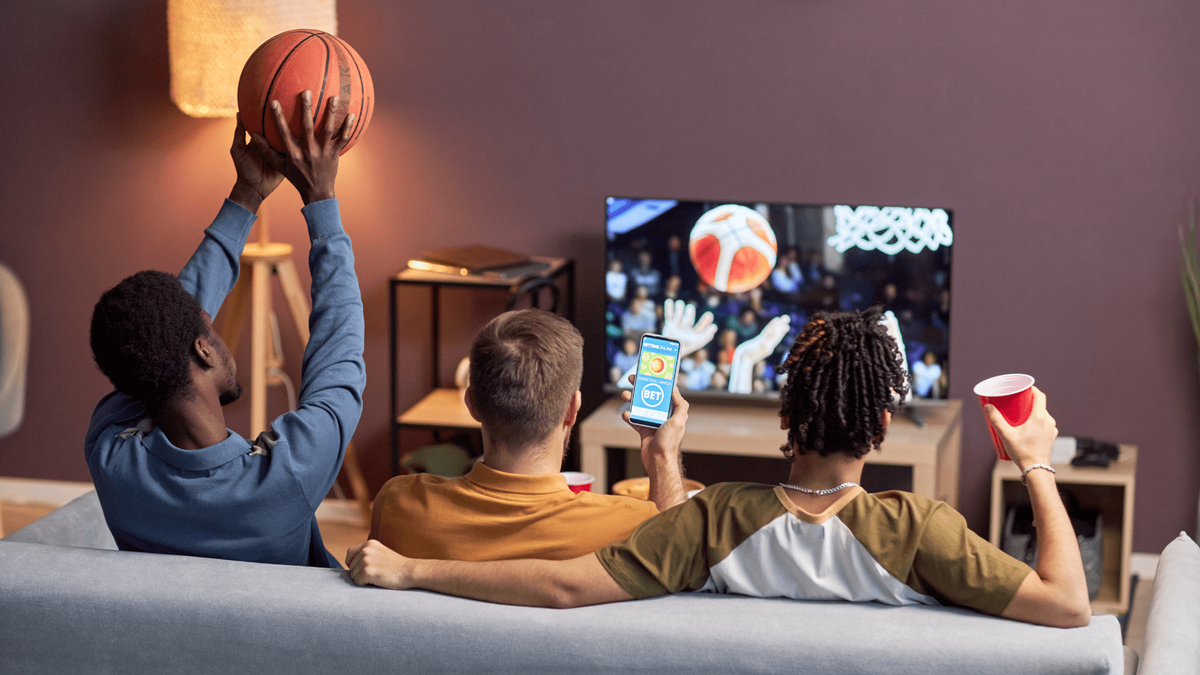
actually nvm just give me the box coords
[645,450,687,511]
[1001,470,1091,627]
[406,554,631,609]
[727,354,753,394]
[1026,471,1088,599]
[276,199,364,507]
[297,199,365,420]
[228,181,265,214]
[177,200,257,316]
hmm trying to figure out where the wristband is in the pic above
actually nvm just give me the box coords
[1020,463,1056,485]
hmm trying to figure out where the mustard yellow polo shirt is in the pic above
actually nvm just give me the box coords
[371,462,659,561]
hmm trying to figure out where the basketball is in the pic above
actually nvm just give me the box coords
[688,205,778,293]
[650,357,666,374]
[237,29,374,155]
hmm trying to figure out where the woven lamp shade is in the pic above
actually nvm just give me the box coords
[168,0,337,117]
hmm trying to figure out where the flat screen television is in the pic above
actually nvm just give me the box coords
[604,197,953,402]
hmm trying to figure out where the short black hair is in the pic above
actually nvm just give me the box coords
[90,270,208,417]
[777,306,909,459]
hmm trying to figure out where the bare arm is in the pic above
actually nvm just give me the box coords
[621,381,688,511]
[346,540,633,609]
[989,387,1091,628]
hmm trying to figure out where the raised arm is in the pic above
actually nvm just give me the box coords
[621,379,688,511]
[177,116,283,315]
[346,540,632,609]
[251,92,364,507]
[990,388,1092,628]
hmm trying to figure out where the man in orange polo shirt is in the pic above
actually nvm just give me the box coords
[370,309,688,561]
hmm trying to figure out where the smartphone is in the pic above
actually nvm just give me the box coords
[628,333,682,428]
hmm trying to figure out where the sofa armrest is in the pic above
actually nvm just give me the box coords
[1138,531,1200,675]
[0,490,116,549]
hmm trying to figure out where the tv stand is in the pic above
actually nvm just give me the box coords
[579,398,962,506]
[902,406,926,428]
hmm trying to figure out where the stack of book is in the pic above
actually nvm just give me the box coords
[408,245,550,280]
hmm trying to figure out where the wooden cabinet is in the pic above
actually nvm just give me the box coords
[988,445,1137,615]
[580,398,963,506]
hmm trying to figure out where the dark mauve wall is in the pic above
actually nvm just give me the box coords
[1,0,1197,553]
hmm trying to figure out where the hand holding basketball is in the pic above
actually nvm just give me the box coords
[254,90,355,204]
[228,115,284,213]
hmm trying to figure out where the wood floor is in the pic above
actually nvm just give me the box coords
[1,499,1153,657]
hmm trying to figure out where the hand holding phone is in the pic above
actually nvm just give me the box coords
[627,334,682,428]
[620,335,689,511]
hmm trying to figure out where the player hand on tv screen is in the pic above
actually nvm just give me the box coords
[727,315,791,394]
[984,386,1057,471]
[347,539,411,590]
[229,114,284,213]
[253,91,355,205]
[661,300,717,358]
[733,315,791,364]
[621,377,688,463]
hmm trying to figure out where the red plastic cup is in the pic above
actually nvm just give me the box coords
[973,374,1035,461]
[561,472,595,493]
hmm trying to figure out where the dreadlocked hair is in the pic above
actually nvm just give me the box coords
[777,306,909,459]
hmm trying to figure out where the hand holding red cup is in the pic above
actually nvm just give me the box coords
[974,374,1035,461]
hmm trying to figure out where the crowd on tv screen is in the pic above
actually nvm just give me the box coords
[605,240,950,399]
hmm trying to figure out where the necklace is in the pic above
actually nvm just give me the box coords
[779,482,859,496]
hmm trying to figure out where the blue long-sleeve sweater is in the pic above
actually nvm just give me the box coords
[84,198,365,568]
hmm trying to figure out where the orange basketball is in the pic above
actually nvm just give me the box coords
[237,29,374,155]
[650,357,666,374]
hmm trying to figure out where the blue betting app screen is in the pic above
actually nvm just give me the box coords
[629,334,681,427]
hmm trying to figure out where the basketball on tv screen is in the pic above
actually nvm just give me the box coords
[604,197,953,401]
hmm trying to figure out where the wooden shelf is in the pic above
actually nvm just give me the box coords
[397,388,480,430]
[388,258,575,475]
[988,445,1136,615]
[393,256,571,287]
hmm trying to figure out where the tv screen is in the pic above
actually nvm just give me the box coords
[604,197,953,401]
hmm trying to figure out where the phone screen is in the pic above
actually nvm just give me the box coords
[629,334,682,428]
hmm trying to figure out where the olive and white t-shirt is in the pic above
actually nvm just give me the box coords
[596,483,1032,616]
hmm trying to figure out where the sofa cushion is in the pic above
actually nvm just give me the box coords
[0,539,1124,675]
[1,491,116,549]
[1138,531,1200,675]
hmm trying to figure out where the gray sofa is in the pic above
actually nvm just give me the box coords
[0,492,1144,674]
[1137,531,1200,674]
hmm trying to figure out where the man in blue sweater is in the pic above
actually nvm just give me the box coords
[86,92,364,568]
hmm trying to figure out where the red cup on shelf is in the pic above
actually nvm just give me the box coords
[561,472,595,493]
[973,374,1035,461]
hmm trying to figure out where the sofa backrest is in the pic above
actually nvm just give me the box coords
[0,535,1125,675]
[1,490,117,550]
[0,491,1129,674]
